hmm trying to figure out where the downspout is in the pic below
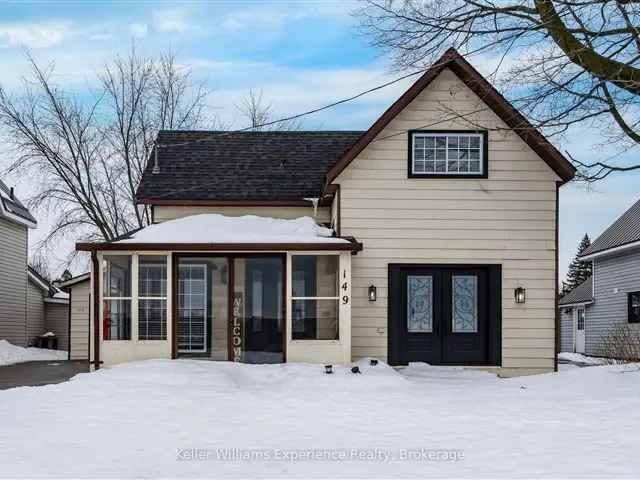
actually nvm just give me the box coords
[91,251,101,370]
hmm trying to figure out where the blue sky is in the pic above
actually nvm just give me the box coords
[0,0,638,281]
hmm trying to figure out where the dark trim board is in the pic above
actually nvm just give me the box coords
[387,263,502,367]
[407,130,489,180]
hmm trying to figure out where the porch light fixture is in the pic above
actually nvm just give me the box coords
[370,359,378,366]
[514,287,526,304]
[368,285,377,302]
[324,365,333,375]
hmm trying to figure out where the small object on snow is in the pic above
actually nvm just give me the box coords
[351,366,361,374]
[324,365,333,374]
[520,385,527,389]
[369,359,378,366]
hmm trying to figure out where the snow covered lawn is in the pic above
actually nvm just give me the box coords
[1,360,639,478]
[0,339,67,366]
[558,352,609,366]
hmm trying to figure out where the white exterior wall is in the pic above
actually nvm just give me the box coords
[334,68,561,375]
[69,280,90,360]
[154,205,331,224]
[94,250,351,367]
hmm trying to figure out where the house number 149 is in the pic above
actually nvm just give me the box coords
[341,269,349,304]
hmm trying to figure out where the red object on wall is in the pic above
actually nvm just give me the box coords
[103,302,110,340]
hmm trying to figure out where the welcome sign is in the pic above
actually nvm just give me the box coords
[232,293,243,362]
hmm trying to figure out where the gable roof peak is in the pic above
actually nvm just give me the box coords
[326,48,575,185]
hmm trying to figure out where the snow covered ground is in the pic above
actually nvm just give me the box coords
[558,351,609,365]
[0,339,67,366]
[1,359,639,479]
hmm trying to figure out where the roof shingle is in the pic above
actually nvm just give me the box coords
[136,131,364,202]
[581,199,640,257]
[559,277,593,306]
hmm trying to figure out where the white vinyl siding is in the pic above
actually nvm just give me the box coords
[153,205,330,224]
[334,68,560,373]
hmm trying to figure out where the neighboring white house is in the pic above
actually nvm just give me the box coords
[560,198,640,357]
[75,49,576,376]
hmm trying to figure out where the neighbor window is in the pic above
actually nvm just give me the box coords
[629,292,640,324]
[410,131,486,177]
[102,255,132,340]
[292,255,339,340]
[138,256,168,340]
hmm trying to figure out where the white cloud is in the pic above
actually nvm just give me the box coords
[152,8,190,33]
[129,23,148,38]
[0,22,70,48]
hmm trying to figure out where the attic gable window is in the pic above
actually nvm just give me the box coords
[409,131,487,178]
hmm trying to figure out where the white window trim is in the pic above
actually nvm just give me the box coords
[411,132,484,176]
[290,253,341,342]
[99,252,171,344]
[138,258,168,341]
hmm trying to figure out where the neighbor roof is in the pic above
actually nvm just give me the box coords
[0,179,37,227]
[559,277,593,306]
[326,48,576,185]
[581,198,640,258]
[136,131,363,203]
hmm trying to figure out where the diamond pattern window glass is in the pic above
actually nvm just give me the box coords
[407,275,433,332]
[452,275,478,333]
[412,133,483,175]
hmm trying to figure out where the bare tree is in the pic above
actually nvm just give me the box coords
[236,89,302,131]
[0,49,211,264]
[357,0,640,180]
[29,251,52,284]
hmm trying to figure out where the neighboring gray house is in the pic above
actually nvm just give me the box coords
[0,179,70,350]
[560,199,640,356]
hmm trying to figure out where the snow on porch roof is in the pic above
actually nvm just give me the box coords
[76,214,362,252]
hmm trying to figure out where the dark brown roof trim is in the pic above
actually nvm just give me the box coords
[76,241,363,253]
[325,48,576,186]
[138,199,319,207]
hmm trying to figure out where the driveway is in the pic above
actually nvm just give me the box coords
[0,360,89,390]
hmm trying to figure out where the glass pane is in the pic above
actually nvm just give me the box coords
[630,293,640,323]
[414,136,425,148]
[469,148,480,160]
[447,149,459,160]
[407,275,433,332]
[178,263,208,353]
[435,149,446,160]
[424,161,435,172]
[448,160,459,172]
[138,299,167,340]
[103,255,131,298]
[233,258,284,363]
[435,160,446,172]
[413,147,425,160]
[447,136,459,148]
[452,275,478,333]
[436,137,446,149]
[459,136,470,148]
[292,255,338,298]
[469,161,481,173]
[470,136,480,148]
[103,299,131,340]
[425,137,435,148]
[139,256,167,297]
[292,299,339,340]
[413,160,425,173]
[425,149,435,160]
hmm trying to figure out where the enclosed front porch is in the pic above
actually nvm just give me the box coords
[78,215,361,368]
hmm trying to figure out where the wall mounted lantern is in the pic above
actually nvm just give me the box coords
[514,287,526,304]
[368,285,377,302]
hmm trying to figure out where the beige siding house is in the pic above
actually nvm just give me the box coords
[77,49,574,376]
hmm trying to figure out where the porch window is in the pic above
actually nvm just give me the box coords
[410,131,486,178]
[292,255,339,340]
[629,292,640,324]
[102,255,132,340]
[138,256,167,340]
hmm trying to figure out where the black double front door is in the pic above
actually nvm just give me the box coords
[388,264,501,366]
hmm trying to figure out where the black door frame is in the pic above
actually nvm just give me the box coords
[388,263,502,366]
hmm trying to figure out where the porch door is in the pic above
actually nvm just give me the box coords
[231,257,284,364]
[575,307,586,354]
[178,264,207,353]
[389,265,500,366]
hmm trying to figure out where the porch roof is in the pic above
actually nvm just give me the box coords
[76,214,363,253]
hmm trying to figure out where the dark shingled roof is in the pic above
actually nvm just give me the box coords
[136,131,364,202]
[559,277,593,306]
[581,198,640,257]
[0,179,36,224]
